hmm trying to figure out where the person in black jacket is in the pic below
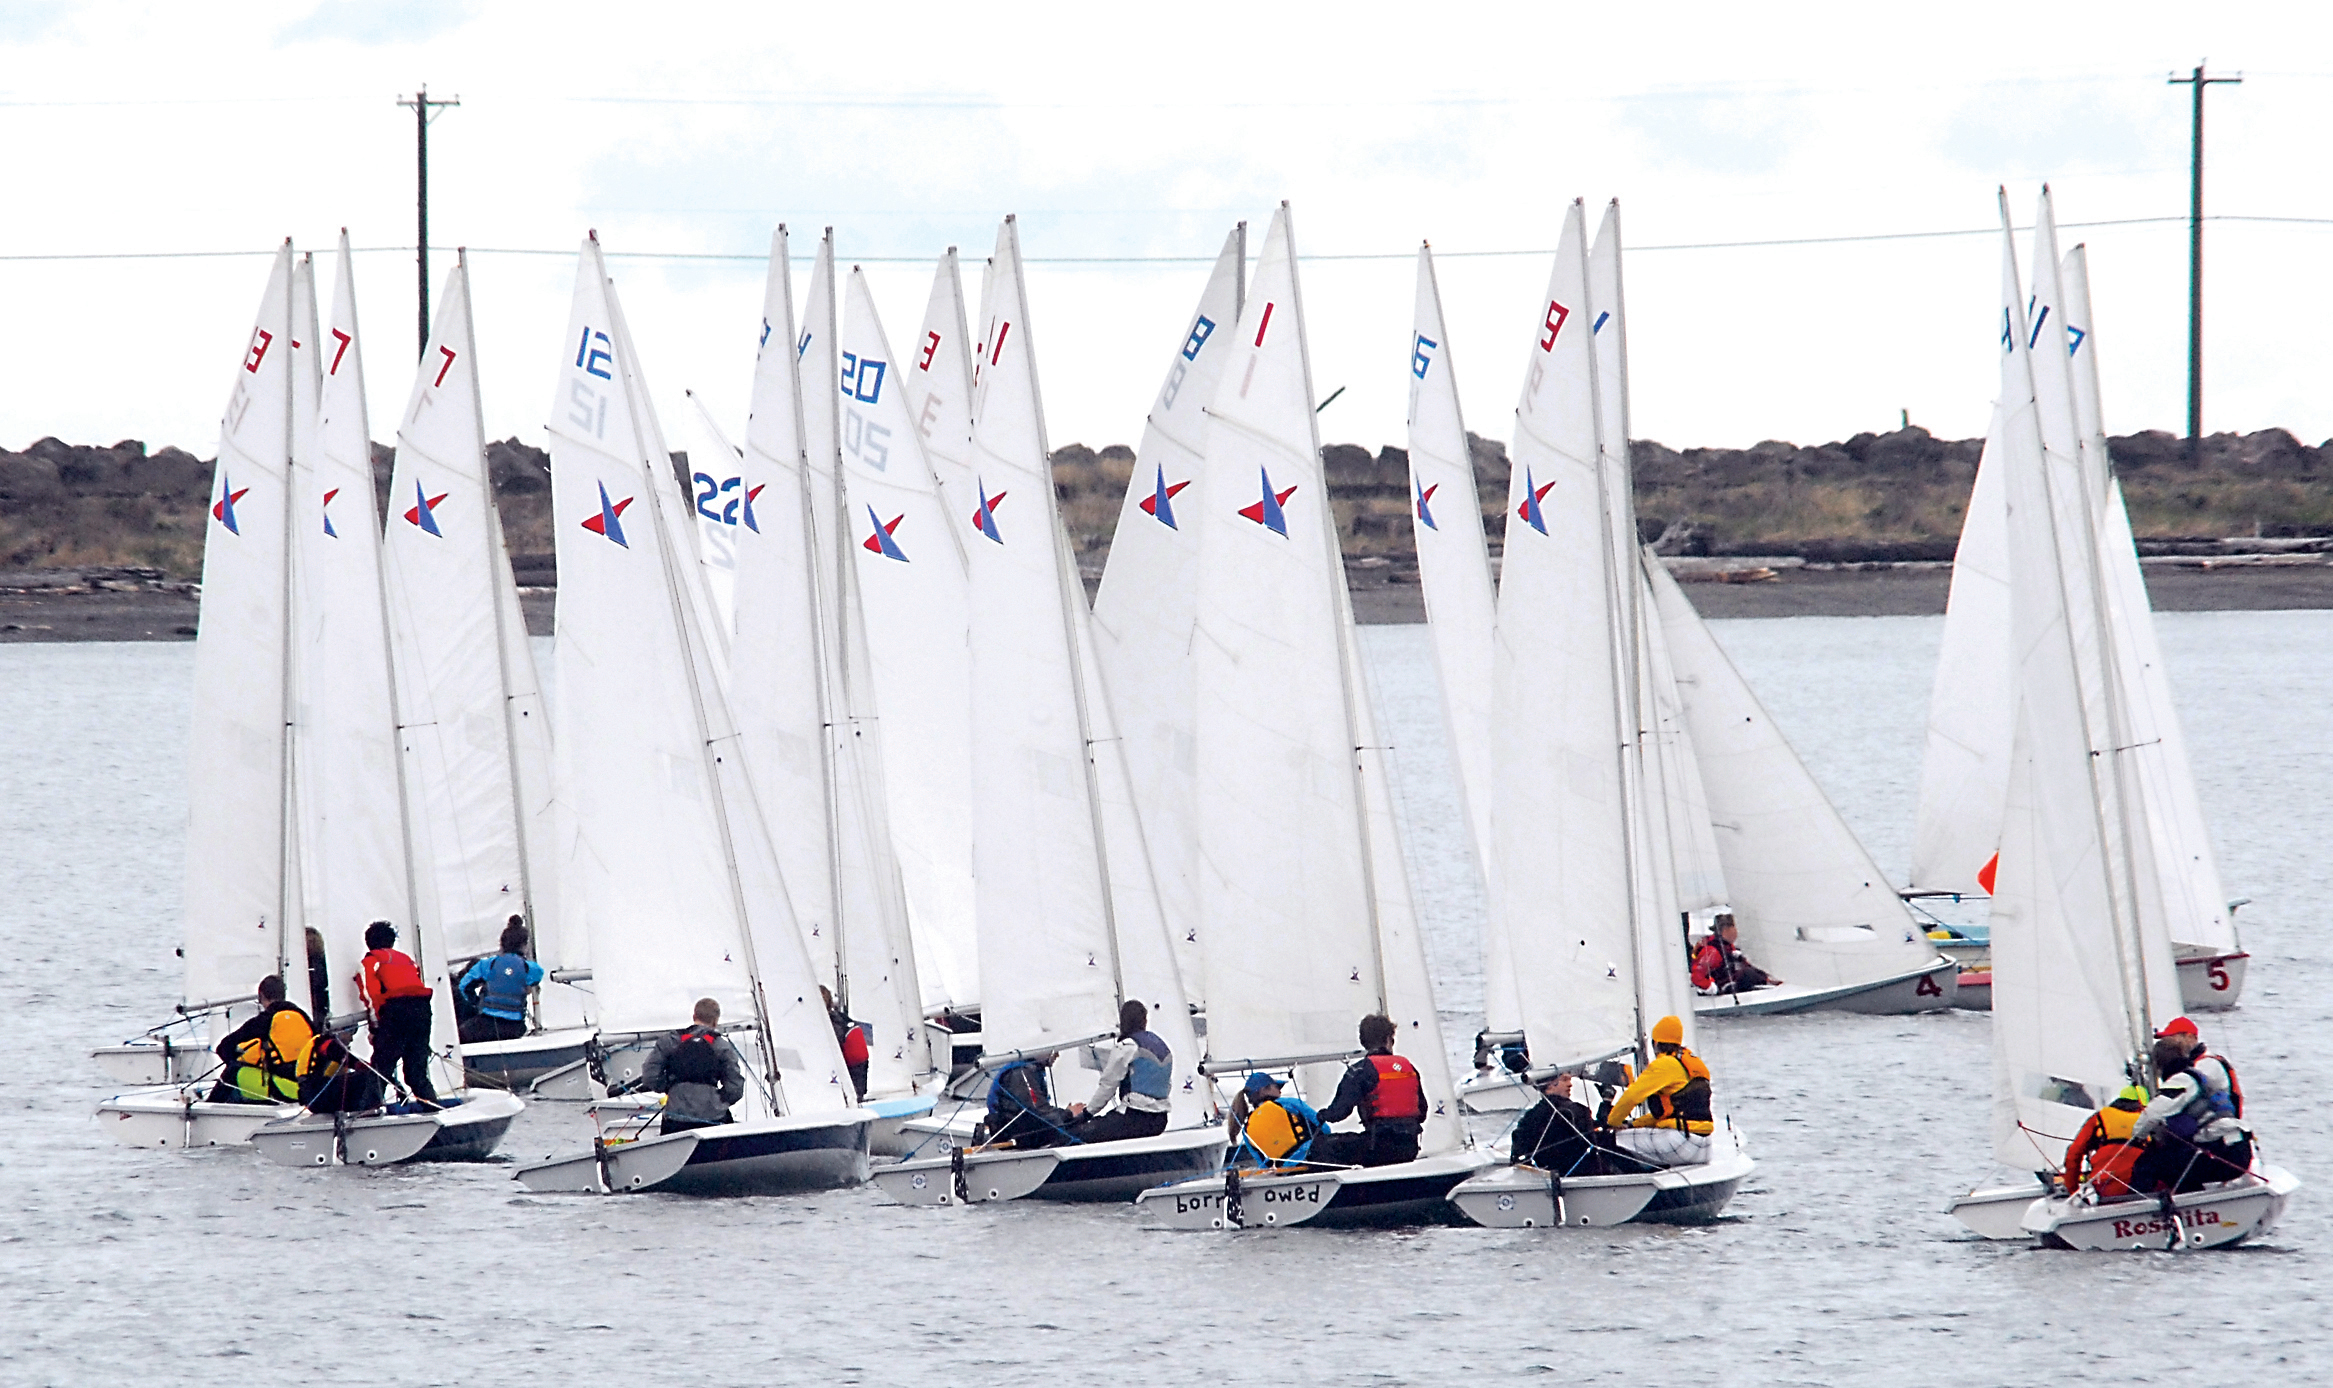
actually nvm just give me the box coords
[1310,1014,1428,1168]
[642,997,747,1134]
[1511,1073,1653,1177]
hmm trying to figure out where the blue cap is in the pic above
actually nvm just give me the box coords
[1243,1072,1281,1096]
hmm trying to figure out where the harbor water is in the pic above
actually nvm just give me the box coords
[7,612,2330,1384]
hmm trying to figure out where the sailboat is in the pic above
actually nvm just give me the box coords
[866,221,1220,1205]
[1135,205,1481,1230]
[1088,224,1247,1016]
[96,245,312,1148]
[1911,195,2245,1012]
[515,235,872,1196]
[725,227,945,1154]
[1948,194,2292,1248]
[382,253,590,1093]
[1446,201,1752,1229]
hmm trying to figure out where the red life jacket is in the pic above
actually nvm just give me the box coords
[1690,940,1723,990]
[361,948,433,1011]
[1363,1054,1425,1124]
[841,1023,871,1067]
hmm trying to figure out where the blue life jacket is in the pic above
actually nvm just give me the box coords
[477,953,535,1021]
[1122,1029,1173,1102]
[986,1060,1051,1126]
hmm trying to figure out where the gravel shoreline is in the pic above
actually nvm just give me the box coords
[6,562,2331,643]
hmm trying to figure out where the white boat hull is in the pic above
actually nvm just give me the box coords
[92,1039,216,1086]
[1947,1182,2048,1239]
[460,1026,598,1090]
[1135,1150,1492,1229]
[94,1086,289,1149]
[1455,1072,1538,1115]
[872,1128,1227,1206]
[2022,1166,2298,1250]
[415,1090,526,1161]
[518,1110,873,1196]
[1694,958,1957,1017]
[1452,1132,1755,1228]
[2175,949,2247,1012]
[252,1111,443,1167]
[862,1093,940,1158]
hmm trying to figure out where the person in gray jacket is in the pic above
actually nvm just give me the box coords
[643,997,746,1134]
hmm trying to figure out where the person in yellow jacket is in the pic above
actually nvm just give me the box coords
[1600,1015,1714,1168]
[204,975,317,1105]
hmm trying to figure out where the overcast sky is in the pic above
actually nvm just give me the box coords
[4,3,2329,461]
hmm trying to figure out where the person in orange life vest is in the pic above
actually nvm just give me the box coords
[819,986,871,1101]
[644,997,747,1133]
[1602,1015,1714,1167]
[1310,1014,1428,1168]
[205,974,317,1105]
[359,920,439,1106]
[2061,1084,2151,1199]
[1691,915,1781,994]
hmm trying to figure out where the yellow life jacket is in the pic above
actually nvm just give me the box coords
[2095,1101,2142,1144]
[1244,1099,1313,1162]
[233,1007,316,1102]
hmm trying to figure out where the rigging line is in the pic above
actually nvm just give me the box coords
[13,214,2333,266]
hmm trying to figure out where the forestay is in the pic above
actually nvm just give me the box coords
[548,237,850,1116]
[1089,226,1245,1012]
[185,242,298,1038]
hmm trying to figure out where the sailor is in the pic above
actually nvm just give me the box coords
[1601,1015,1714,1167]
[1066,1000,1175,1144]
[359,921,438,1106]
[2061,1084,2151,1199]
[205,975,317,1105]
[1691,914,1782,994]
[1234,1072,1322,1169]
[819,986,871,1101]
[979,1050,1074,1149]
[642,997,747,1133]
[1311,1014,1429,1168]
[456,918,543,1045]
[1512,1072,1650,1177]
[2131,1035,2254,1193]
[2156,1015,2245,1129]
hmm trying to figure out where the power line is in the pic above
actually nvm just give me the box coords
[2,213,2329,268]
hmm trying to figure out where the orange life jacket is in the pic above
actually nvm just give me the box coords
[1363,1054,1425,1125]
[361,948,433,1012]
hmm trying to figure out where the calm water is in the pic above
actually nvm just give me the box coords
[6,614,2330,1385]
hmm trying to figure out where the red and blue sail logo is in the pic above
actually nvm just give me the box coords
[972,479,1006,544]
[863,505,908,561]
[211,475,250,534]
[1140,464,1189,530]
[581,480,633,547]
[404,480,448,537]
[1239,468,1296,537]
[321,488,341,538]
[1516,470,1554,536]
[1415,481,1439,531]
[741,482,767,534]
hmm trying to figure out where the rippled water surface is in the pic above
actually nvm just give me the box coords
[6,614,2330,1385]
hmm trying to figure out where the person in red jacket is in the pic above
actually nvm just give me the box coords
[1310,1014,1428,1168]
[359,920,439,1106]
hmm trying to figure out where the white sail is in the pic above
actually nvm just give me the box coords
[1648,561,1939,987]
[1587,202,1697,1045]
[950,221,1208,1125]
[1909,409,2011,897]
[1637,582,1728,914]
[1404,242,1512,1033]
[1193,205,1397,1089]
[295,236,426,1026]
[1493,204,1646,1068]
[816,239,977,1012]
[1089,226,1245,1011]
[548,237,850,1115]
[1988,207,2180,1172]
[185,242,297,1039]
[685,397,744,637]
[2061,245,2237,956]
[382,257,579,1033]
[729,230,931,1094]
[902,247,982,524]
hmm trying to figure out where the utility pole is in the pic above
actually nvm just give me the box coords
[2167,63,2240,460]
[395,85,461,361]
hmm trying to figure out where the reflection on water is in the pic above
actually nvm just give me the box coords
[6,614,2329,1383]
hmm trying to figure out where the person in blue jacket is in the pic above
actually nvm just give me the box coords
[456,917,543,1044]
[1234,1072,1322,1169]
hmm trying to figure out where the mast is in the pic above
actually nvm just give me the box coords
[275,248,305,993]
